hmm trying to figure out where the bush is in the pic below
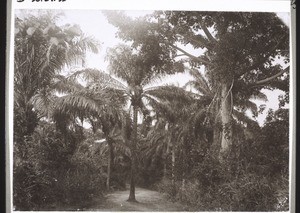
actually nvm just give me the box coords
[218,173,277,211]
[13,161,57,210]
[154,155,288,211]
[13,122,107,210]
[13,131,60,210]
[59,140,107,207]
[154,178,178,201]
[53,163,106,208]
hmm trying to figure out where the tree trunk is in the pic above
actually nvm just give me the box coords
[171,144,175,185]
[106,138,114,191]
[219,82,233,161]
[128,106,137,202]
[163,138,170,179]
[210,124,222,158]
[106,148,111,191]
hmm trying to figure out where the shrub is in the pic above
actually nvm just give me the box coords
[13,122,107,210]
[154,178,178,201]
[13,160,57,210]
[154,155,288,211]
[53,163,106,208]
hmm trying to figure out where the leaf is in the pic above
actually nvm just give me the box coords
[26,27,36,36]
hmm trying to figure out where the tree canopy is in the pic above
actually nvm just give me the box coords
[104,10,289,160]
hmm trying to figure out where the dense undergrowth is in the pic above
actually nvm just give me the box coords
[153,109,289,211]
[13,122,126,210]
[13,108,289,211]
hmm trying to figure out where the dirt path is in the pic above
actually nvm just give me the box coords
[88,187,187,211]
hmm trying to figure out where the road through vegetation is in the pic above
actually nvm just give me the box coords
[89,187,187,211]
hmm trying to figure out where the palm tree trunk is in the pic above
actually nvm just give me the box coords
[128,106,137,202]
[163,140,170,179]
[171,144,175,185]
[220,82,233,161]
[106,149,111,191]
[106,138,114,191]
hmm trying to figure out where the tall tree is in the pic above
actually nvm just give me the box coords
[14,11,99,159]
[104,44,184,201]
[46,68,128,190]
[104,11,289,162]
[142,85,199,183]
[184,67,267,158]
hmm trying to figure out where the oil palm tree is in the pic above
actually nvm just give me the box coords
[14,11,100,160]
[142,86,210,185]
[143,66,267,181]
[44,69,128,191]
[54,43,185,201]
[103,44,186,201]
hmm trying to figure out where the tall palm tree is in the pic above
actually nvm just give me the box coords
[141,67,265,186]
[14,11,100,159]
[46,67,134,199]
[46,70,128,190]
[54,44,188,201]
[103,44,188,201]
[86,116,131,190]
[142,86,211,185]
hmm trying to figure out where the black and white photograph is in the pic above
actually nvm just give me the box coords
[7,0,294,212]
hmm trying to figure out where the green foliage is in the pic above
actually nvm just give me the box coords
[13,104,39,146]
[14,122,68,210]
[57,139,106,207]
[14,11,100,130]
[103,12,185,76]
[156,153,288,211]
[151,108,288,211]
[13,122,107,210]
[13,11,105,210]
[154,178,179,201]
[105,10,289,166]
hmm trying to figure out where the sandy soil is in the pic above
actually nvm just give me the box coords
[88,187,187,211]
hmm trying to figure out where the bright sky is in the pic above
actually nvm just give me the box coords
[53,10,289,126]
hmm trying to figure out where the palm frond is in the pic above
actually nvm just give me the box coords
[145,85,194,104]
[186,68,212,95]
[30,92,57,118]
[77,34,100,54]
[232,109,259,128]
[68,68,127,91]
[113,139,131,157]
[141,72,168,88]
[184,81,212,97]
[144,96,176,122]
[54,92,106,116]
[250,91,268,102]
[52,75,85,94]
